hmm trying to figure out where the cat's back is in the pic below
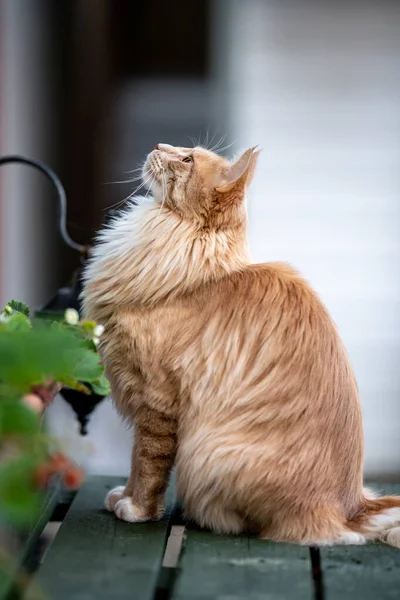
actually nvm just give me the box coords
[191,260,334,337]
[179,260,358,420]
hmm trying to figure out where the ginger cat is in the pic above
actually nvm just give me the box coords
[83,143,400,547]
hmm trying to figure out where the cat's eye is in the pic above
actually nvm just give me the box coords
[182,155,193,163]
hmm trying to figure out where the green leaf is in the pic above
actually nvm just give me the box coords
[34,310,64,322]
[90,375,110,396]
[0,303,108,532]
[0,457,42,527]
[63,378,91,395]
[0,400,40,435]
[7,300,30,317]
[67,349,103,383]
[0,385,19,399]
[2,313,31,332]
[0,323,104,394]
[50,319,74,333]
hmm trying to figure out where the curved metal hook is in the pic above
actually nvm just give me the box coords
[0,155,87,253]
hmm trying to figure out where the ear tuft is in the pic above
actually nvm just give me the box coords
[215,180,237,194]
[215,146,261,193]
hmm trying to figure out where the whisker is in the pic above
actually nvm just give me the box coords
[103,175,152,211]
[201,128,208,149]
[122,169,143,177]
[104,161,146,185]
[207,129,218,151]
[124,161,146,174]
[104,174,144,185]
[191,133,201,148]
[136,174,156,206]
[213,140,236,155]
[103,192,135,212]
[157,169,167,218]
[204,128,210,150]
[209,134,227,153]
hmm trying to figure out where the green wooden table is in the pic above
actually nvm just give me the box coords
[4,477,399,600]
[0,479,61,600]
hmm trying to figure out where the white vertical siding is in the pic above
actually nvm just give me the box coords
[222,0,400,475]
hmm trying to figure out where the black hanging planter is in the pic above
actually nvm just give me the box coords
[37,263,106,435]
[0,155,108,434]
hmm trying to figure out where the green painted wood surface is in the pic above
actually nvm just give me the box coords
[24,479,400,599]
[172,527,312,600]
[321,483,400,600]
[27,475,176,600]
[0,479,61,600]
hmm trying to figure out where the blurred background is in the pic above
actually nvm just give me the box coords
[0,0,399,479]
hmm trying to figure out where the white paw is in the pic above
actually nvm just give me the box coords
[339,531,367,545]
[317,531,367,546]
[104,486,125,511]
[114,497,151,523]
[382,526,400,548]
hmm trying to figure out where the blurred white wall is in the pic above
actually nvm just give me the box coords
[221,0,400,476]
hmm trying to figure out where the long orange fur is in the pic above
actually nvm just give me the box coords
[82,143,400,547]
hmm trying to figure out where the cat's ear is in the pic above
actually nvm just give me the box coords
[215,146,261,194]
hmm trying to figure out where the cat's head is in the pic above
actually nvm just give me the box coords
[143,143,260,227]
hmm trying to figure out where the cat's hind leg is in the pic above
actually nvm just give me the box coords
[259,504,365,546]
[184,496,246,535]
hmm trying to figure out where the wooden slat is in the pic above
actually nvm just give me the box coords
[172,526,312,600]
[320,483,400,600]
[0,479,61,600]
[27,475,175,600]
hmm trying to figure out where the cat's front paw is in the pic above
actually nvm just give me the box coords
[114,498,153,523]
[104,485,125,512]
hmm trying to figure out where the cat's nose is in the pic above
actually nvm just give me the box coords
[154,143,173,152]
